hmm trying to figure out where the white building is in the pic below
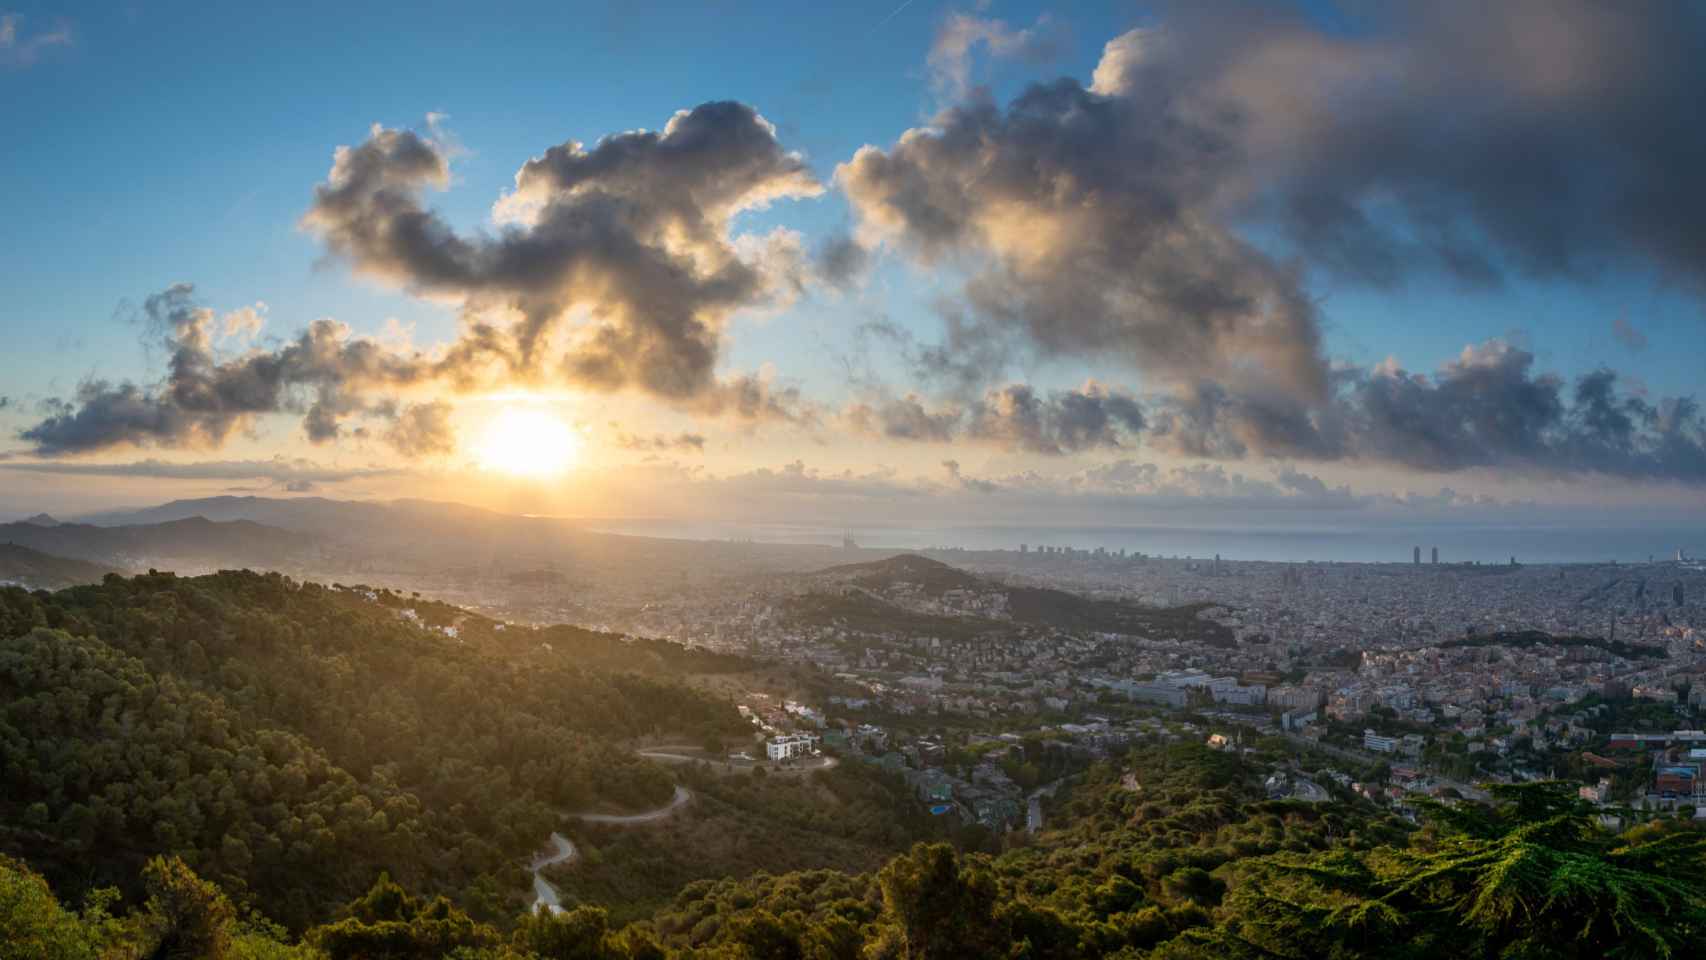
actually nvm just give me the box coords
[766,733,819,761]
[1363,729,1398,754]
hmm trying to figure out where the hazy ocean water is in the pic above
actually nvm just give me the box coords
[584,519,1706,566]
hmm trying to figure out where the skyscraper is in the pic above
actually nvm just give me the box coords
[1431,547,1438,564]
[1413,546,1421,566]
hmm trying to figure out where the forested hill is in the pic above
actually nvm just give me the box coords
[0,543,117,590]
[0,515,316,569]
[805,554,1235,646]
[5,737,1701,959]
[0,571,749,930]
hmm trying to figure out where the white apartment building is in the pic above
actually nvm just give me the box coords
[766,733,819,761]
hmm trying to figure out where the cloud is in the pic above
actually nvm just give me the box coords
[1612,316,1648,351]
[928,12,1067,98]
[840,337,1706,482]
[813,232,871,289]
[845,393,959,444]
[0,13,72,69]
[0,456,398,485]
[221,303,268,340]
[838,2,1706,483]
[940,458,995,494]
[22,102,833,455]
[587,457,1400,530]
[840,35,1331,406]
[18,284,436,455]
[382,401,456,458]
[1160,340,1706,482]
[614,431,707,453]
[965,382,1146,455]
[1063,460,1359,509]
[303,103,823,406]
[846,381,1146,455]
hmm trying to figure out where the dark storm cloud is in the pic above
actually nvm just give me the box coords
[840,1,1706,483]
[18,284,438,455]
[302,103,822,404]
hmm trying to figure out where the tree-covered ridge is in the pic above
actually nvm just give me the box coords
[3,737,1703,957]
[0,543,117,591]
[0,571,748,929]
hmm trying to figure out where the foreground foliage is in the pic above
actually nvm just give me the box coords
[9,768,1697,958]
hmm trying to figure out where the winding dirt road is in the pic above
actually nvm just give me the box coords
[574,784,693,824]
[527,785,694,913]
[528,833,577,915]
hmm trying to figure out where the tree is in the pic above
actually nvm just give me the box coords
[513,905,620,960]
[0,855,99,960]
[310,874,498,960]
[141,855,235,960]
[1216,783,1706,959]
[872,844,1004,960]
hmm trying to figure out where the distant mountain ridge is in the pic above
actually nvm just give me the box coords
[69,496,907,581]
[0,515,315,569]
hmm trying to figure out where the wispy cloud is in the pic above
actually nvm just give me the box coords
[1612,316,1648,351]
[0,456,400,486]
[927,11,1067,98]
[0,13,72,69]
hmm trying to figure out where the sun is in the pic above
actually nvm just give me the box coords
[474,405,581,476]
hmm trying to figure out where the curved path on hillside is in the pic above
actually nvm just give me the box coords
[529,833,577,915]
[574,784,693,824]
[527,746,838,912]
[527,784,693,913]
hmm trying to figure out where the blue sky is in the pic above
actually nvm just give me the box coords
[2,1,1704,527]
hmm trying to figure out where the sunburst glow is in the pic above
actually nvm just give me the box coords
[474,406,580,476]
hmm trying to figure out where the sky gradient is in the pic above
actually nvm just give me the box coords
[3,1,1704,551]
